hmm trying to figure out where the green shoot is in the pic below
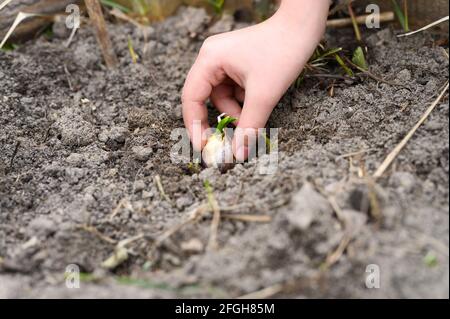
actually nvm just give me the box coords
[347,3,362,42]
[391,0,409,32]
[403,0,409,32]
[207,0,225,14]
[295,46,343,88]
[423,252,438,268]
[100,0,131,13]
[216,116,237,134]
[334,54,354,77]
[132,0,150,16]
[352,46,368,71]
[127,36,138,63]
[310,47,343,65]
[187,162,201,174]
[0,42,18,51]
[204,180,213,197]
[261,132,276,153]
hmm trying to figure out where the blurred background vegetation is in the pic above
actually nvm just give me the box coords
[106,0,274,23]
[0,0,448,45]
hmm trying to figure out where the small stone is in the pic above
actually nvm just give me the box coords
[284,182,332,231]
[389,172,416,193]
[132,146,153,161]
[66,153,84,166]
[98,126,128,150]
[65,167,85,184]
[396,69,411,82]
[26,217,57,238]
[134,180,146,192]
[181,238,204,253]
[142,190,153,199]
[176,196,193,210]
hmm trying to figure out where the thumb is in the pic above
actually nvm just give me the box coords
[232,86,277,161]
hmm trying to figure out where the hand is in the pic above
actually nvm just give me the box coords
[182,0,329,160]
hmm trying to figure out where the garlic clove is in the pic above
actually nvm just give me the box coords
[202,133,234,172]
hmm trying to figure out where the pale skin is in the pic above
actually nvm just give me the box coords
[181,0,330,160]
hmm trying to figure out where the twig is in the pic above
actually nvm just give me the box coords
[304,73,355,81]
[75,224,117,244]
[221,214,272,223]
[345,56,409,89]
[397,16,449,37]
[154,175,172,203]
[0,12,43,50]
[109,8,143,28]
[238,284,284,299]
[336,148,375,160]
[9,140,20,170]
[152,205,209,249]
[325,233,352,267]
[0,0,13,11]
[326,12,394,28]
[373,82,449,179]
[84,0,118,68]
[205,182,221,251]
[110,197,132,220]
[347,2,361,42]
[403,0,409,32]
[441,47,449,60]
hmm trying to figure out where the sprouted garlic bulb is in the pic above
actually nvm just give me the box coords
[202,114,236,173]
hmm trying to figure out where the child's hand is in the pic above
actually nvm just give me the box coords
[182,0,330,160]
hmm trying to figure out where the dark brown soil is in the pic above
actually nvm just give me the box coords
[0,7,448,298]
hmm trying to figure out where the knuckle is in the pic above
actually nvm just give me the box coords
[200,36,218,55]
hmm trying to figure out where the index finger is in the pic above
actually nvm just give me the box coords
[181,55,224,151]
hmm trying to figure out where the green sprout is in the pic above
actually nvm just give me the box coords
[423,252,438,268]
[295,46,344,88]
[334,53,354,77]
[0,42,18,51]
[391,0,410,32]
[207,0,225,14]
[216,115,237,135]
[352,46,368,71]
[100,0,131,13]
[127,36,138,63]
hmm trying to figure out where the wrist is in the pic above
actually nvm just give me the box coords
[273,0,330,37]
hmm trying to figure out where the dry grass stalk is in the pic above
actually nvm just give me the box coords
[85,0,118,68]
[326,12,394,28]
[238,283,284,299]
[373,82,449,179]
[221,214,271,223]
[154,175,172,203]
[205,183,221,251]
[397,15,449,37]
[76,224,117,244]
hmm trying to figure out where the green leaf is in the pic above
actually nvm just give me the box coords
[207,0,225,14]
[352,46,368,71]
[391,0,408,32]
[0,42,18,51]
[334,54,354,77]
[128,36,138,64]
[100,0,131,13]
[216,116,237,134]
[423,252,438,268]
